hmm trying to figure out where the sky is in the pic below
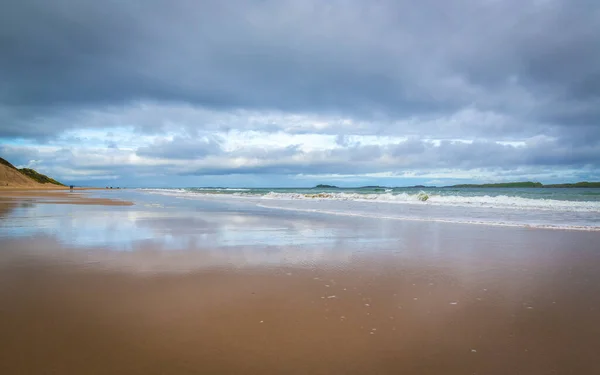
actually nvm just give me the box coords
[1,0,599,187]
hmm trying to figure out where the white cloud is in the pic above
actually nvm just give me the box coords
[2,0,599,185]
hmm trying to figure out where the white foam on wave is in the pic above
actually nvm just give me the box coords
[260,192,600,213]
[195,188,251,191]
[139,188,186,194]
[255,204,600,232]
[140,188,250,193]
[138,189,600,231]
[139,189,600,213]
[139,188,253,200]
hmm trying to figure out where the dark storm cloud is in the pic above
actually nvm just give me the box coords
[1,0,600,181]
[1,0,599,139]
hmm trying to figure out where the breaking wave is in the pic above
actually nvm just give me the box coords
[260,192,600,212]
[141,189,600,213]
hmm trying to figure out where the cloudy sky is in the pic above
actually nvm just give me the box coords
[1,0,599,187]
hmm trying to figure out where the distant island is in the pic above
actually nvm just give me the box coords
[19,168,64,186]
[445,181,600,188]
[543,182,600,188]
[314,184,338,188]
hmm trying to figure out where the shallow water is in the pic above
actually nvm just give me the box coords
[142,187,600,230]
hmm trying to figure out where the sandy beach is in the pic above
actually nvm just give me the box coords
[3,0,599,372]
[1,190,599,374]
[0,189,133,206]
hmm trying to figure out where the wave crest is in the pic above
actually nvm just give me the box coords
[141,189,600,213]
[259,192,600,212]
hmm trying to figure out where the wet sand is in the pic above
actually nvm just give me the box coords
[1,194,599,374]
[0,186,103,190]
[0,189,133,206]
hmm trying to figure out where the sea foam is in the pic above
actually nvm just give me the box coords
[141,189,600,213]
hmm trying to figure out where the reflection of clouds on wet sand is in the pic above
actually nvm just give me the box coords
[135,212,344,247]
[0,235,355,273]
[0,201,18,218]
[2,193,600,373]
[2,230,600,374]
[0,200,390,250]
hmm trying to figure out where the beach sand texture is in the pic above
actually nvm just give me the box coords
[0,189,133,206]
[1,190,599,374]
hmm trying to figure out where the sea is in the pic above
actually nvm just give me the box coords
[139,187,600,231]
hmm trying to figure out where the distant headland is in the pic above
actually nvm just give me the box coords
[444,181,600,188]
[313,181,600,189]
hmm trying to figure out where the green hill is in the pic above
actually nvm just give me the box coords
[447,181,600,188]
[18,168,65,186]
[0,157,18,170]
[2,157,66,187]
[544,182,600,188]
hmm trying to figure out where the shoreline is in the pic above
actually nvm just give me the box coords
[2,215,599,374]
[141,188,600,232]
[0,189,599,374]
[0,189,134,206]
[0,186,105,190]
